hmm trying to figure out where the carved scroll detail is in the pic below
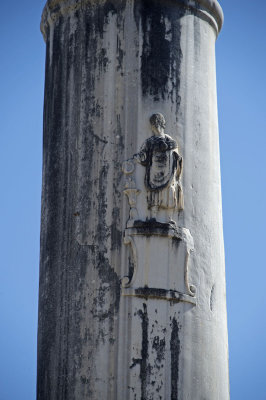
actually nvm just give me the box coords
[122,234,138,288]
[122,159,141,228]
[184,250,196,297]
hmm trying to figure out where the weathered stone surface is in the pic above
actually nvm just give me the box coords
[37,0,229,399]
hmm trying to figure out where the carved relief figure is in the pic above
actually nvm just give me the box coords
[134,113,183,223]
[121,114,196,301]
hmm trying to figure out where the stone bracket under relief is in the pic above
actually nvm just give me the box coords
[122,220,196,304]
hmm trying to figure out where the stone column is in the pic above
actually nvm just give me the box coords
[38,0,229,399]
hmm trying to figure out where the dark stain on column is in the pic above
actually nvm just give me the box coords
[39,2,129,396]
[134,0,185,104]
[38,16,71,399]
[152,336,166,366]
[210,284,215,312]
[131,303,150,400]
[170,317,180,400]
[93,164,121,322]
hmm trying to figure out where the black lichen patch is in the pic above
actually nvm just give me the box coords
[134,0,185,103]
[210,284,215,312]
[116,35,125,72]
[89,161,121,337]
[135,286,168,298]
[111,207,122,251]
[130,304,151,400]
[170,317,180,400]
[133,218,179,237]
[98,48,109,72]
[127,255,135,283]
[139,303,150,400]
[96,252,121,315]
[152,336,166,365]
[96,2,119,38]
[134,286,184,303]
[171,236,181,254]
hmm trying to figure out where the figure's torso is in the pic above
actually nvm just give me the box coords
[149,149,174,189]
[144,135,177,191]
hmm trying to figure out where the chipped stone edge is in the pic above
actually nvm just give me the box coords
[40,0,224,42]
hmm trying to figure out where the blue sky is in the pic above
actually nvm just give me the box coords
[0,1,265,399]
[217,1,266,398]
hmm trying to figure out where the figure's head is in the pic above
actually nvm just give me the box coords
[150,113,166,136]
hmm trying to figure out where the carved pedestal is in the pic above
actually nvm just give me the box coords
[122,222,196,304]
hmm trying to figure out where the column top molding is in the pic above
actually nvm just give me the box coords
[41,0,223,41]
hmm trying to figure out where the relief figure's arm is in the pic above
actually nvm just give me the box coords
[174,151,183,180]
[173,151,184,210]
[133,141,148,165]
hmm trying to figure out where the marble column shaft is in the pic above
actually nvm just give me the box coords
[37,0,229,398]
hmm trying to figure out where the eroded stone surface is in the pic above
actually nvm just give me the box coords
[37,0,229,399]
